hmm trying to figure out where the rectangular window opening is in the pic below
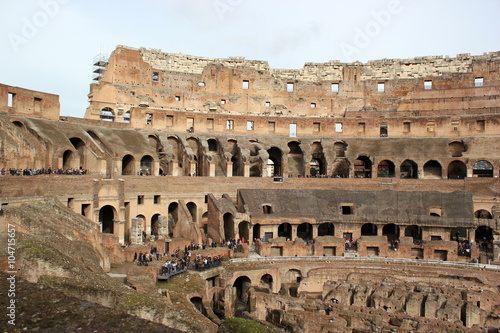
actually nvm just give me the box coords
[313,122,320,133]
[380,123,388,137]
[152,72,159,82]
[335,123,343,133]
[424,80,432,90]
[289,123,297,137]
[226,120,234,130]
[207,118,214,130]
[265,101,271,107]
[268,121,276,132]
[137,195,144,205]
[331,83,339,93]
[146,113,153,125]
[451,121,459,132]
[187,117,194,132]
[474,77,484,87]
[310,102,316,108]
[341,205,353,215]
[287,82,294,92]
[221,99,226,105]
[427,121,435,132]
[403,122,411,132]
[242,80,249,90]
[154,195,161,204]
[377,82,385,92]
[476,119,485,131]
[358,122,366,133]
[175,96,181,101]
[246,121,254,131]
[166,115,173,127]
[7,93,15,107]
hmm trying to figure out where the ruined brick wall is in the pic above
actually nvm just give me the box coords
[0,83,59,120]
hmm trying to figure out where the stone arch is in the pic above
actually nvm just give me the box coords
[474,209,492,219]
[151,213,161,237]
[135,214,146,233]
[122,154,135,175]
[62,149,75,170]
[267,147,283,177]
[400,159,418,179]
[423,160,442,179]
[287,141,304,177]
[448,140,466,157]
[202,212,209,235]
[333,140,347,158]
[382,223,400,242]
[190,297,207,316]
[473,160,494,178]
[69,137,86,168]
[253,223,261,241]
[377,159,395,178]
[405,225,422,242]
[100,107,115,121]
[311,141,327,175]
[12,120,25,129]
[207,138,218,152]
[223,212,234,240]
[168,202,179,237]
[475,226,493,253]
[186,202,197,222]
[99,205,116,234]
[124,110,130,123]
[278,223,292,240]
[361,223,378,236]
[140,155,154,175]
[297,223,313,241]
[233,276,252,314]
[448,160,467,179]
[187,137,204,176]
[238,221,250,241]
[318,223,335,236]
[283,269,303,284]
[354,156,372,178]
[259,274,273,292]
[227,139,244,177]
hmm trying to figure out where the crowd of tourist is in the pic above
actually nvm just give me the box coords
[193,254,222,271]
[458,241,471,257]
[1,167,88,176]
[345,238,357,251]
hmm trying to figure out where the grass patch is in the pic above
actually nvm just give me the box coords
[221,318,280,333]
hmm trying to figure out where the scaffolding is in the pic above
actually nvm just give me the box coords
[92,53,109,82]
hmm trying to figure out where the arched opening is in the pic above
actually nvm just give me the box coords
[151,214,160,237]
[136,214,146,235]
[405,225,422,242]
[354,156,372,178]
[69,137,85,169]
[311,142,327,176]
[423,160,442,179]
[100,107,115,122]
[253,224,261,241]
[12,121,25,129]
[297,223,313,241]
[266,159,275,177]
[259,274,273,292]
[361,223,378,236]
[208,139,218,152]
[62,150,74,170]
[186,202,197,222]
[122,154,135,175]
[223,213,234,240]
[382,223,400,243]
[475,226,493,253]
[267,147,282,177]
[474,209,492,219]
[233,276,252,314]
[318,223,334,236]
[202,212,208,235]
[238,221,250,241]
[99,205,115,234]
[278,223,292,240]
[310,159,320,177]
[473,160,493,178]
[377,160,395,178]
[227,139,243,177]
[287,141,304,177]
[140,155,153,175]
[400,160,418,179]
[168,202,179,237]
[187,137,203,176]
[190,297,207,316]
[123,110,131,123]
[448,160,467,179]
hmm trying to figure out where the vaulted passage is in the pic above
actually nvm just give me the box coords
[99,205,115,234]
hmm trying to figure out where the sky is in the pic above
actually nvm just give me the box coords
[1,0,499,118]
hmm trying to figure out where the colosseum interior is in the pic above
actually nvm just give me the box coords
[0,45,499,332]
